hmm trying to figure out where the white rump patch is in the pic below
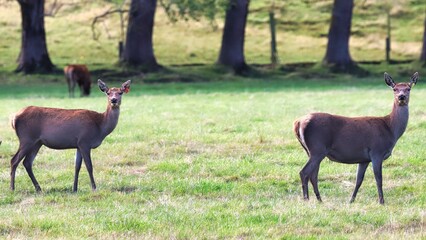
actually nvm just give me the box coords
[299,115,312,152]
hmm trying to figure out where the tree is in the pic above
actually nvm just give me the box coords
[421,10,426,62]
[121,0,160,71]
[323,0,354,69]
[217,0,250,73]
[159,0,250,74]
[16,0,54,73]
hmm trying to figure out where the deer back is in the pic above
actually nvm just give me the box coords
[13,106,105,149]
[298,113,396,163]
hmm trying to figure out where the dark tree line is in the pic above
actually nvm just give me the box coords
[120,0,250,73]
[15,0,426,74]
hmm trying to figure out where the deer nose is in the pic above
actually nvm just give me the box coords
[398,95,406,101]
[111,98,118,104]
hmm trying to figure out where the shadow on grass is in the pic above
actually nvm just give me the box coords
[111,186,138,194]
[0,60,423,97]
[44,186,76,194]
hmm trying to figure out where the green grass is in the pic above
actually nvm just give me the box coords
[0,76,425,239]
[0,0,425,238]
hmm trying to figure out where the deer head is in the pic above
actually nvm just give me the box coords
[385,72,418,106]
[98,79,131,108]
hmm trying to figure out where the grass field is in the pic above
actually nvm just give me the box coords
[0,75,425,239]
[0,0,425,239]
[0,0,424,72]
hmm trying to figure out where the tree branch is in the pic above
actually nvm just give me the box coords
[91,8,129,40]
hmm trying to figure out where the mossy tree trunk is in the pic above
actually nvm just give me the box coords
[217,0,250,74]
[121,0,160,71]
[16,0,54,74]
[323,0,354,69]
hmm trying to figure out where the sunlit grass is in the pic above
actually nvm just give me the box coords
[0,0,425,238]
[0,77,425,238]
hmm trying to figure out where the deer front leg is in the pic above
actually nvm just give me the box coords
[350,162,369,203]
[372,159,384,204]
[79,147,97,191]
[73,149,83,192]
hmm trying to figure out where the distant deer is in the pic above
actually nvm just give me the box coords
[64,64,91,97]
[10,79,131,192]
[294,72,418,204]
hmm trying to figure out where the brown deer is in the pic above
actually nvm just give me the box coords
[64,64,91,97]
[294,72,418,204]
[10,79,131,192]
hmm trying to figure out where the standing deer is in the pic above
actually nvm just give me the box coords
[64,64,91,97]
[294,72,418,204]
[10,79,131,192]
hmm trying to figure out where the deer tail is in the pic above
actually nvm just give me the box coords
[11,114,17,130]
[294,119,310,157]
[11,108,26,131]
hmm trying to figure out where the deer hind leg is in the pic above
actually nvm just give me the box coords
[67,74,76,98]
[310,166,322,202]
[22,143,42,192]
[73,149,83,192]
[300,153,325,201]
[350,162,369,203]
[70,81,76,98]
[10,143,37,190]
[79,146,96,191]
[79,83,85,97]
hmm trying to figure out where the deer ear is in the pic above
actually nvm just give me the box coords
[384,72,395,88]
[98,79,109,93]
[409,72,418,87]
[121,80,131,93]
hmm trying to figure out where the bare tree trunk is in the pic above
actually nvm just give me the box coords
[323,0,354,68]
[121,0,160,71]
[16,0,54,73]
[421,11,426,61]
[217,0,250,74]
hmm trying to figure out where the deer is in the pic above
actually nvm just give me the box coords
[294,72,418,204]
[10,79,131,192]
[64,64,91,97]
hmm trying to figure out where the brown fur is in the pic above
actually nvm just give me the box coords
[64,64,91,97]
[10,80,131,192]
[294,72,418,204]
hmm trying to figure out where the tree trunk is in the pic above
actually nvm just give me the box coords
[269,11,278,65]
[421,12,426,61]
[121,0,160,71]
[16,0,54,73]
[323,0,354,68]
[217,0,249,74]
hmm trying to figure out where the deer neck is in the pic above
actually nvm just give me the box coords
[101,105,120,137]
[389,101,409,140]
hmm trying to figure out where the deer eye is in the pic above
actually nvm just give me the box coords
[119,92,123,95]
